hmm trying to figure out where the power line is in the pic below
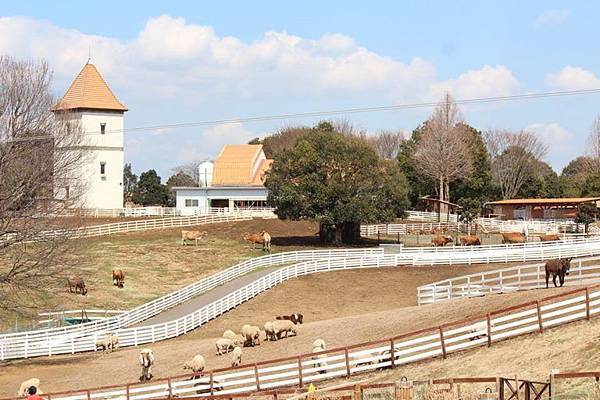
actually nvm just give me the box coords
[93,87,600,135]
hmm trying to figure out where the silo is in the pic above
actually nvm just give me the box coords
[198,161,214,187]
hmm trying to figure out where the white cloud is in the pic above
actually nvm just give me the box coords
[534,9,570,28]
[150,128,173,136]
[525,123,570,145]
[432,65,519,99]
[546,65,600,90]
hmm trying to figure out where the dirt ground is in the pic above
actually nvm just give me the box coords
[0,266,582,396]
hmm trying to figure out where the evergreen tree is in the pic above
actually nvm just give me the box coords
[132,169,169,206]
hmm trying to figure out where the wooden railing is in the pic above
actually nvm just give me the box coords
[8,284,596,400]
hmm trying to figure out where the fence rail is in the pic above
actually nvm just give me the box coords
[9,283,598,400]
[418,256,600,305]
[0,248,383,360]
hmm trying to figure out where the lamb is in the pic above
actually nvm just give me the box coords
[264,321,276,341]
[139,349,155,382]
[215,338,236,355]
[231,346,242,367]
[18,378,41,397]
[95,333,119,353]
[241,324,261,347]
[183,354,206,375]
[272,319,298,340]
[312,338,326,350]
[311,347,328,374]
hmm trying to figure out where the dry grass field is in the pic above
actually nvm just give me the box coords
[0,266,586,396]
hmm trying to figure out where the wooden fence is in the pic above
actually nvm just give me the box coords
[6,284,595,400]
[417,255,600,305]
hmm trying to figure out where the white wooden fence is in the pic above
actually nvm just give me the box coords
[386,236,600,265]
[0,248,383,361]
[9,283,600,400]
[417,256,600,305]
[80,207,181,218]
[405,210,459,222]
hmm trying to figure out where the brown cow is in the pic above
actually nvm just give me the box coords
[545,258,572,288]
[67,276,87,295]
[244,231,271,251]
[539,234,561,242]
[112,268,125,288]
[431,235,453,247]
[181,230,207,246]
[459,235,481,246]
[501,232,526,244]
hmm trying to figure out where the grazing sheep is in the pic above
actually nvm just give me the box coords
[183,354,206,375]
[139,349,155,382]
[312,338,326,350]
[539,234,561,242]
[272,319,298,340]
[241,325,261,347]
[112,268,125,288]
[459,235,481,246]
[352,353,376,368]
[67,276,87,295]
[222,330,237,341]
[18,379,41,397]
[431,235,453,247]
[275,313,304,324]
[231,346,242,367]
[311,347,328,374]
[215,338,236,355]
[264,322,276,341]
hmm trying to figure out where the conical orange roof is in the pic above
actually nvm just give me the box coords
[51,63,127,112]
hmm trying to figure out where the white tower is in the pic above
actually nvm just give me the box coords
[52,63,128,209]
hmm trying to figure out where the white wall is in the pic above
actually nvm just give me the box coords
[75,111,125,209]
[175,187,268,216]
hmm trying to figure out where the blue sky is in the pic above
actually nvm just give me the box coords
[2,1,599,178]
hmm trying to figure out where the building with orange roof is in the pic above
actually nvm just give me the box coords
[173,144,273,215]
[52,62,127,209]
[486,197,600,220]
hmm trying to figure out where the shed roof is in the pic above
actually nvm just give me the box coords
[51,63,128,112]
[212,145,273,186]
[487,197,600,206]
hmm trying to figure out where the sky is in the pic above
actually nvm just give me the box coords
[1,1,600,178]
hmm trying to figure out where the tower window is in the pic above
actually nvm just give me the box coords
[100,162,106,175]
[100,123,106,135]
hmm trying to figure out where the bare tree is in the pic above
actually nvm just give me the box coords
[367,130,405,159]
[485,129,548,199]
[171,160,202,186]
[0,56,88,316]
[584,114,600,172]
[414,93,474,212]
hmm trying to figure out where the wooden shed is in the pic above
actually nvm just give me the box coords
[485,197,600,220]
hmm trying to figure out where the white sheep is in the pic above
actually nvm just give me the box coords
[139,348,155,382]
[264,321,276,341]
[183,354,206,375]
[231,346,242,367]
[241,325,261,347]
[311,347,328,374]
[222,330,237,341]
[352,352,376,368]
[312,338,326,350]
[272,319,297,340]
[96,333,119,353]
[215,338,235,355]
[18,378,41,397]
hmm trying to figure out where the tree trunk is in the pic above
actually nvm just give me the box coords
[334,226,343,244]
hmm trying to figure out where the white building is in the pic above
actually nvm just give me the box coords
[174,145,273,215]
[52,63,127,209]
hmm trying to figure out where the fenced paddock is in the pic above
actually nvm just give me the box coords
[0,248,383,360]
[418,256,600,305]
[5,284,596,400]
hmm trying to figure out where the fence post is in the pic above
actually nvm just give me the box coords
[125,384,130,400]
[298,356,304,387]
[487,313,492,347]
[86,390,91,400]
[345,348,351,377]
[536,301,544,333]
[354,384,362,400]
[254,363,261,390]
[438,326,446,359]
[390,338,396,368]
[209,372,214,396]
[585,287,591,320]
[167,378,173,399]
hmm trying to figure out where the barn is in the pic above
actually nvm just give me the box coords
[486,197,600,220]
[173,144,273,215]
